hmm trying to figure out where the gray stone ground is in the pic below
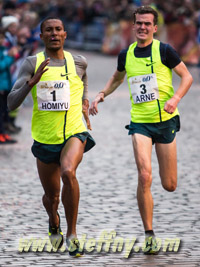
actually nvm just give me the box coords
[0,49,200,267]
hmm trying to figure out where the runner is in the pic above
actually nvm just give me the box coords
[8,17,95,257]
[89,6,193,254]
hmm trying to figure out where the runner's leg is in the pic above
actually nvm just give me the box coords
[132,133,153,231]
[60,137,86,238]
[37,159,61,227]
[155,138,177,192]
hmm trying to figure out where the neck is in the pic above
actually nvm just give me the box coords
[137,39,153,48]
[45,49,64,59]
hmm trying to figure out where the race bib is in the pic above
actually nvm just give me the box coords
[129,73,159,104]
[37,80,70,111]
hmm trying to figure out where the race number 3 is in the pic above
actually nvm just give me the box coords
[129,73,159,104]
[140,84,147,94]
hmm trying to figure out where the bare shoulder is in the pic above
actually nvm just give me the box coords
[72,54,88,69]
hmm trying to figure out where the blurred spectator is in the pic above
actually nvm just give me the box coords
[1,15,19,48]
[11,21,38,86]
[2,1,16,17]
[0,28,18,144]
[1,15,22,133]
[11,25,31,84]
[0,0,3,20]
[20,11,40,52]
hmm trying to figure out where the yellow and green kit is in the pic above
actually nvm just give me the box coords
[125,39,179,123]
[31,51,86,144]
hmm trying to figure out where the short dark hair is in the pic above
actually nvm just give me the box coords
[133,6,158,25]
[40,17,65,33]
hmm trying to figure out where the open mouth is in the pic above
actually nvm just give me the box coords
[138,31,147,34]
[138,32,148,37]
[50,38,60,42]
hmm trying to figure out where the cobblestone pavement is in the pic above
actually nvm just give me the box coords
[0,50,200,267]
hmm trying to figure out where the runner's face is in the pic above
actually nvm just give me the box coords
[134,14,157,46]
[40,19,67,51]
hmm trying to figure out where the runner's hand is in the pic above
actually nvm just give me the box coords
[164,95,180,114]
[89,92,104,115]
[82,99,92,130]
[28,58,50,88]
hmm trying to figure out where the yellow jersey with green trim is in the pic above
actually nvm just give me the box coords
[125,39,179,123]
[31,51,86,144]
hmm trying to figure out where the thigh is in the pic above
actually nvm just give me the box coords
[37,159,61,196]
[155,138,177,183]
[132,133,153,174]
[60,137,86,172]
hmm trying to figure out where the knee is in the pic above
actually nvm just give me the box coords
[61,167,76,185]
[43,194,60,206]
[138,170,152,191]
[162,180,177,192]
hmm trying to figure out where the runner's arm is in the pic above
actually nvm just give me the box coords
[7,57,35,111]
[164,61,193,114]
[82,70,88,100]
[7,57,49,111]
[73,55,88,100]
[73,54,91,130]
[89,70,126,115]
[81,70,91,128]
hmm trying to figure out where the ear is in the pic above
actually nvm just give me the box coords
[40,33,43,40]
[154,25,158,34]
[64,31,67,39]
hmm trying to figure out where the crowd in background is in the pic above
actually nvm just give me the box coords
[0,0,200,59]
[0,0,40,144]
[0,0,199,144]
